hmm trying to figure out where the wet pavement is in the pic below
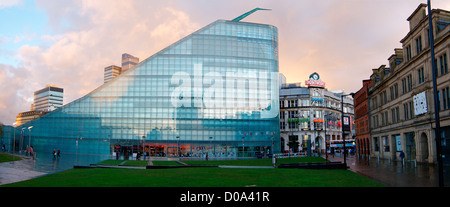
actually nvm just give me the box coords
[0,151,110,185]
[326,153,450,187]
[1,151,449,187]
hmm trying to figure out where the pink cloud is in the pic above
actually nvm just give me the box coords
[1,0,450,125]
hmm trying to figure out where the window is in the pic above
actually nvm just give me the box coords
[374,137,379,151]
[438,90,441,112]
[288,100,297,108]
[439,53,448,76]
[390,86,394,101]
[384,111,388,125]
[407,74,412,92]
[402,78,407,94]
[443,87,450,110]
[372,115,379,128]
[415,36,422,55]
[409,101,414,119]
[289,110,298,118]
[391,107,399,123]
[394,84,398,99]
[418,68,424,84]
[383,136,390,152]
[406,45,411,61]
[391,109,396,123]
[404,103,410,120]
[406,45,412,61]
[372,97,378,108]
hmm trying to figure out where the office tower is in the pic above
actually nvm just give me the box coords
[121,53,139,73]
[33,84,63,112]
[104,65,122,83]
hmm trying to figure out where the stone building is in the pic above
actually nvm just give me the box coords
[280,73,355,155]
[368,4,449,164]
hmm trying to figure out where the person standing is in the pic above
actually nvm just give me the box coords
[30,146,34,159]
[400,151,405,165]
[53,149,56,159]
[57,149,61,158]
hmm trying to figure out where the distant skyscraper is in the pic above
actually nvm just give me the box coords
[15,111,46,126]
[33,84,63,112]
[121,53,139,72]
[104,65,122,83]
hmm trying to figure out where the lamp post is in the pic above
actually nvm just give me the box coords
[427,0,444,187]
[108,134,111,157]
[341,92,354,167]
[242,137,245,158]
[142,135,146,160]
[28,126,33,155]
[271,132,274,157]
[12,122,16,161]
[209,136,213,158]
[176,136,180,157]
[76,136,83,165]
[20,127,25,153]
[324,113,331,161]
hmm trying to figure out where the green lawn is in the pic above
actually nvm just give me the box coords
[1,167,385,187]
[0,152,22,163]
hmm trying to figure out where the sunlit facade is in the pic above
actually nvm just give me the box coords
[15,20,280,159]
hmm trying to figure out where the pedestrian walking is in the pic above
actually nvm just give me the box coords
[53,149,56,159]
[30,146,34,159]
[400,151,405,165]
[57,149,61,158]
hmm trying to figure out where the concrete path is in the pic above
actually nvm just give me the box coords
[0,158,47,185]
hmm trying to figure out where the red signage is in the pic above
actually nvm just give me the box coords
[305,79,326,87]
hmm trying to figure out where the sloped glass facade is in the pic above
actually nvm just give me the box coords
[16,20,280,159]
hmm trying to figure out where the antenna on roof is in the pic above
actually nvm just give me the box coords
[232,8,271,22]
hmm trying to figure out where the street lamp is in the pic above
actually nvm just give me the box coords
[176,136,180,157]
[427,0,444,187]
[271,132,274,157]
[12,122,16,161]
[142,135,146,160]
[324,113,332,161]
[209,136,213,158]
[28,126,33,156]
[341,92,354,168]
[20,127,25,153]
[242,137,245,158]
[76,136,83,165]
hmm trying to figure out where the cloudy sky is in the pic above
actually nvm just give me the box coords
[0,0,449,125]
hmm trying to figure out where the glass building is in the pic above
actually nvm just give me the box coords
[12,19,280,159]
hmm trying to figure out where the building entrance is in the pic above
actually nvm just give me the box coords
[405,132,416,161]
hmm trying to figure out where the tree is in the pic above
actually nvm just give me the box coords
[0,123,4,138]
